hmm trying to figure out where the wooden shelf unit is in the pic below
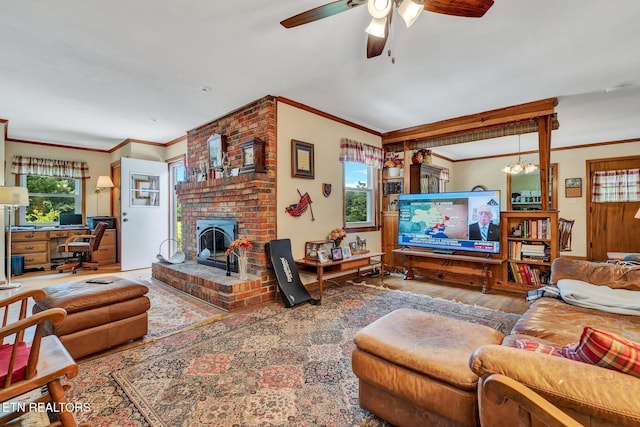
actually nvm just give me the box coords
[495,210,558,292]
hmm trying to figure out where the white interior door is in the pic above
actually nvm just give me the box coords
[120,157,168,270]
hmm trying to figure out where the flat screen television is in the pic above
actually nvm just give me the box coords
[397,190,501,254]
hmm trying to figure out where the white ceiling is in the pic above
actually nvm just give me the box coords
[1,1,639,160]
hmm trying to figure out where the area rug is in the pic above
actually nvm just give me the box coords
[142,278,225,340]
[68,283,520,427]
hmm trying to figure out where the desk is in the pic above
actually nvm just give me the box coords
[393,248,504,293]
[10,227,117,271]
[295,251,384,298]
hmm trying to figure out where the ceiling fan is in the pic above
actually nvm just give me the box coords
[280,0,494,58]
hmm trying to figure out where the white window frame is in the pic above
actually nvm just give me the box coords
[18,175,82,226]
[344,161,376,228]
[169,159,185,251]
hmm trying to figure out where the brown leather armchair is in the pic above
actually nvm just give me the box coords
[57,222,107,274]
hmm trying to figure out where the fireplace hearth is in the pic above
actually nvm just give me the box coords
[197,219,237,272]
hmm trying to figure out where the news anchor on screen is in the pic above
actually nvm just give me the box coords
[468,205,500,241]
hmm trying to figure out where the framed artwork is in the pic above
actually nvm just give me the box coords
[291,139,314,179]
[342,246,352,258]
[208,133,227,170]
[331,247,344,261]
[565,178,582,198]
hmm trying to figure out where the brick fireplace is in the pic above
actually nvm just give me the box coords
[152,96,278,312]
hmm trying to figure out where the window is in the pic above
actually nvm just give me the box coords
[169,159,185,250]
[19,175,82,225]
[344,161,376,228]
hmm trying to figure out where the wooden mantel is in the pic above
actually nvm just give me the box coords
[382,97,558,210]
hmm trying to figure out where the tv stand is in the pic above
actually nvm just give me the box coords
[392,248,504,293]
[432,249,456,255]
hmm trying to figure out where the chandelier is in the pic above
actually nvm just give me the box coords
[365,0,425,38]
[501,135,538,175]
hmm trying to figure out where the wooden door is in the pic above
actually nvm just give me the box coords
[587,156,640,261]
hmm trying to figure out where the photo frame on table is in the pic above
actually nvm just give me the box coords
[291,139,314,179]
[317,248,329,264]
[342,246,352,258]
[331,247,344,261]
[565,178,582,198]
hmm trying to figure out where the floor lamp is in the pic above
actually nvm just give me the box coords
[0,186,29,289]
[95,175,115,215]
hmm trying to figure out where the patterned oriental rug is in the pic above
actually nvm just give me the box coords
[68,283,520,427]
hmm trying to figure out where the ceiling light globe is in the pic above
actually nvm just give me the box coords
[524,163,538,173]
[368,0,392,18]
[398,0,424,27]
[365,17,387,38]
[511,163,523,174]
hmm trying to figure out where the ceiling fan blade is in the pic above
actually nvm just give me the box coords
[280,0,366,29]
[423,0,494,18]
[366,14,391,59]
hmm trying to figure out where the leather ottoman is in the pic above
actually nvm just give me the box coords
[352,308,504,427]
[32,276,150,359]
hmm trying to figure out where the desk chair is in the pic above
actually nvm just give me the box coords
[57,222,107,274]
[0,290,90,427]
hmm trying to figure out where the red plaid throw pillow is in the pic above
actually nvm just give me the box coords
[560,327,640,378]
[515,339,563,356]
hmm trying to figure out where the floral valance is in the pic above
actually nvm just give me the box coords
[339,139,384,169]
[11,155,90,179]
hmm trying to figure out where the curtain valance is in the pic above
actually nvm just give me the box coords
[11,156,90,179]
[339,139,384,169]
[592,168,639,202]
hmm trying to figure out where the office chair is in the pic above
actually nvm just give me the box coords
[57,222,108,274]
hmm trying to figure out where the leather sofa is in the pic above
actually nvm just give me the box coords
[33,276,150,359]
[470,258,640,426]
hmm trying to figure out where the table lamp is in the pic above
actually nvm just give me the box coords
[635,208,640,220]
[0,186,29,289]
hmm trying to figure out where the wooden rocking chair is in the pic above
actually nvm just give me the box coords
[0,290,90,426]
[482,374,582,427]
[558,217,575,252]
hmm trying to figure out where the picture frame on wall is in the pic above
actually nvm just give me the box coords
[565,178,582,198]
[291,139,314,179]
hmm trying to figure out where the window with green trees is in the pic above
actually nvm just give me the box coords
[19,175,82,224]
[344,162,375,227]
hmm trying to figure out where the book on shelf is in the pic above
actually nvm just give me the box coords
[516,218,552,240]
[509,261,543,286]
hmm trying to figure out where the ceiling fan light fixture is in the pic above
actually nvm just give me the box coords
[398,0,424,27]
[368,0,392,18]
[365,17,388,38]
